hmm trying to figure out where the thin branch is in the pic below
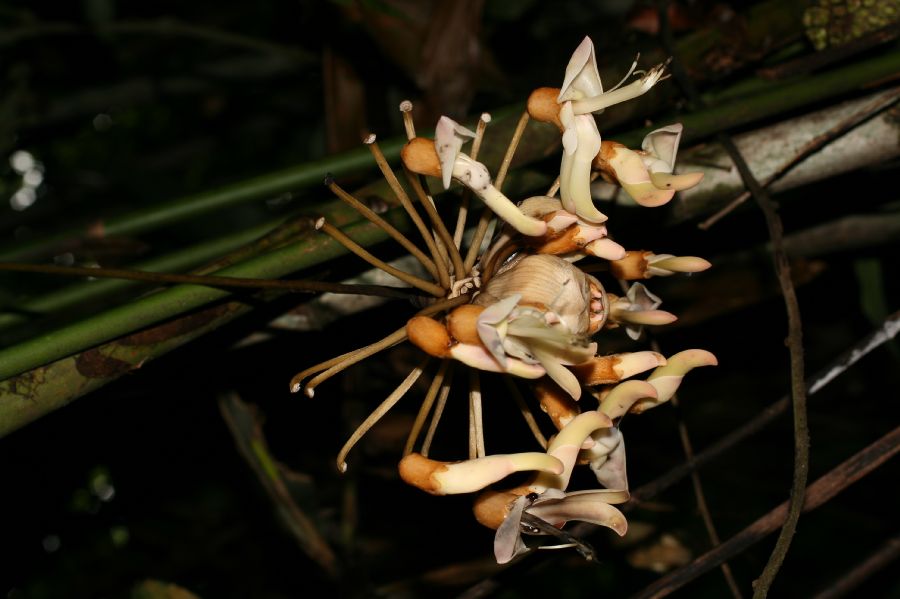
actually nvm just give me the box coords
[653,336,743,599]
[629,425,900,599]
[810,531,900,599]
[658,8,808,592]
[721,133,808,598]
[0,261,420,300]
[633,309,900,502]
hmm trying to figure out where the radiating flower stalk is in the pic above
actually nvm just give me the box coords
[290,36,713,563]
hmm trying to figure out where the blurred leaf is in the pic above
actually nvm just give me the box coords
[218,391,339,577]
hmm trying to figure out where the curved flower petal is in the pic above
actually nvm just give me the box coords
[597,379,659,419]
[532,411,613,492]
[527,496,628,536]
[398,452,564,496]
[649,171,704,192]
[646,254,712,277]
[632,349,718,413]
[558,36,603,102]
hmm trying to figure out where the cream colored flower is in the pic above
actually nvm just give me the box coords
[402,117,547,236]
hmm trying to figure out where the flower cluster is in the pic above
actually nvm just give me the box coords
[292,36,713,563]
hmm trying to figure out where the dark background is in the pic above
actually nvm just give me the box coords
[1,1,899,597]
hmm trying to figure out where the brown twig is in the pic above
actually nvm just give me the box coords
[720,132,808,598]
[0,260,420,300]
[630,425,900,599]
[658,7,808,593]
[698,89,900,229]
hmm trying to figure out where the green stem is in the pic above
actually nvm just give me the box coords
[0,209,410,382]
[0,141,404,262]
[0,220,278,332]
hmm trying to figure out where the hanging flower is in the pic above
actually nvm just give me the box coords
[471,411,630,563]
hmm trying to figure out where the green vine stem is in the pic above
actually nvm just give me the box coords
[0,220,279,333]
[0,209,411,385]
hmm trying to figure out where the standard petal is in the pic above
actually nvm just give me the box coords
[558,36,603,102]
[641,123,683,173]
